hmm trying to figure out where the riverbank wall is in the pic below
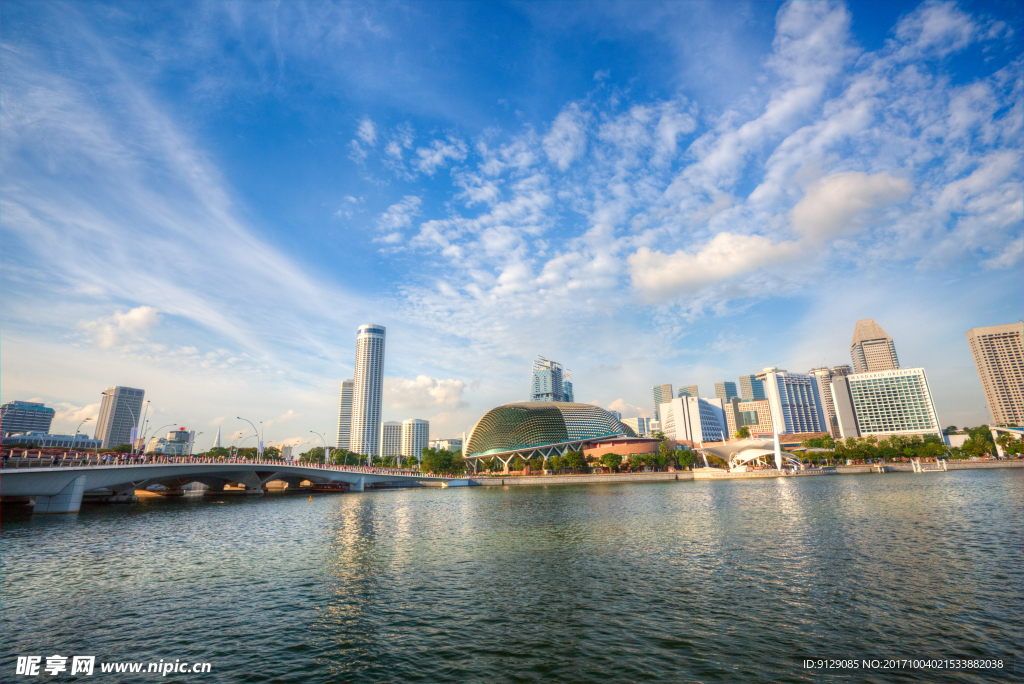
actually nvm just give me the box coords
[468,460,1022,487]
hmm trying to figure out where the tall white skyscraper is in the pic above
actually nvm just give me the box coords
[95,386,145,449]
[350,325,386,456]
[212,427,221,449]
[380,421,402,458]
[850,318,900,373]
[401,418,429,460]
[965,323,1023,426]
[336,379,354,448]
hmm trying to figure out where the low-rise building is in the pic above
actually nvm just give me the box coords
[428,437,463,452]
[146,428,195,456]
[2,431,101,449]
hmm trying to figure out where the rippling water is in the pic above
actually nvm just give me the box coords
[3,469,1022,682]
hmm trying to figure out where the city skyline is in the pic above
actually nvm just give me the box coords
[2,1,1021,451]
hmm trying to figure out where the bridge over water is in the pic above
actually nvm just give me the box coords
[0,457,466,513]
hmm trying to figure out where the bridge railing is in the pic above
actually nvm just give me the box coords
[0,450,451,477]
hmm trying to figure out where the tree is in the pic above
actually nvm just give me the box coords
[113,444,132,453]
[511,456,527,472]
[600,453,622,471]
[299,447,326,464]
[262,446,280,460]
[735,426,750,439]
[659,439,674,462]
[548,455,564,472]
[528,457,544,472]
[677,450,696,469]
[628,454,644,471]
[207,446,230,459]
[564,450,587,472]
[944,425,958,435]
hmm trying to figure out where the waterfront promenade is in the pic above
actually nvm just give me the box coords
[465,459,1022,486]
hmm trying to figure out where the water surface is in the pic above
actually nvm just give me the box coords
[3,469,1021,682]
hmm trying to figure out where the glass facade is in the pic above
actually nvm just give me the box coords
[847,369,939,435]
[466,402,635,457]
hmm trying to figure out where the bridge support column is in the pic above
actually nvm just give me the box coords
[33,476,86,514]
[109,486,138,503]
[350,477,366,492]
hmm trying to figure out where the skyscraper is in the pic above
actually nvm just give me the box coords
[401,418,430,460]
[95,386,145,449]
[714,382,738,402]
[762,371,826,434]
[531,356,572,402]
[212,427,221,449]
[0,401,55,436]
[851,318,900,373]
[659,396,726,443]
[380,421,402,458]
[336,379,354,448]
[966,323,1023,425]
[738,374,767,400]
[677,384,699,398]
[831,368,942,439]
[350,325,385,456]
[808,367,841,438]
[652,383,673,421]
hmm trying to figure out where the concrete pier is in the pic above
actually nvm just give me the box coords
[33,475,86,514]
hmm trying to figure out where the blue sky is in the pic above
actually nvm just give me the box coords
[2,1,1021,451]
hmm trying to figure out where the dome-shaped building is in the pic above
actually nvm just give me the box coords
[464,402,636,466]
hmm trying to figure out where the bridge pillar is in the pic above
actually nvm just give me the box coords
[109,486,139,503]
[350,477,366,492]
[33,476,87,514]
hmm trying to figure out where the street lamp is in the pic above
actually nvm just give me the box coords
[125,400,148,454]
[189,432,203,457]
[71,417,93,452]
[145,423,178,457]
[237,417,262,458]
[310,431,330,464]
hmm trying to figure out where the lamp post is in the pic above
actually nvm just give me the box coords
[125,400,148,454]
[189,432,203,457]
[237,417,262,458]
[71,417,93,453]
[310,431,330,464]
[145,423,178,457]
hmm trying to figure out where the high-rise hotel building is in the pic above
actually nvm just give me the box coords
[380,421,402,458]
[966,323,1023,426]
[350,324,386,456]
[850,318,900,373]
[336,379,354,449]
[831,368,941,439]
[95,386,145,449]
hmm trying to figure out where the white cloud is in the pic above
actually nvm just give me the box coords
[356,117,377,145]
[543,103,589,171]
[982,238,1023,269]
[80,306,162,348]
[606,398,651,419]
[52,402,101,432]
[628,234,803,302]
[376,195,422,243]
[384,375,467,412]
[790,171,913,240]
[415,137,468,175]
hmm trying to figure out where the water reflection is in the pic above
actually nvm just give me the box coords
[2,470,1021,682]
